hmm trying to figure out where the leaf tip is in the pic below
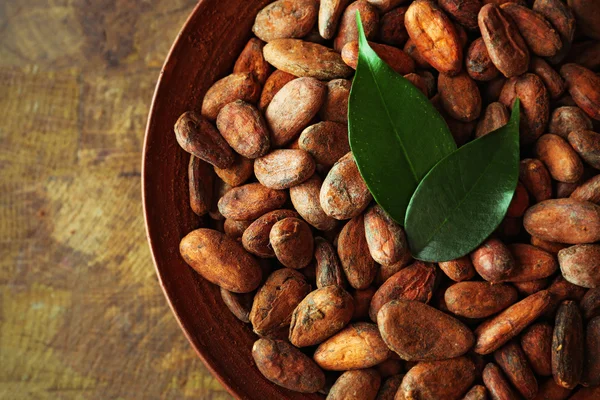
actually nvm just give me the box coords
[355,11,368,48]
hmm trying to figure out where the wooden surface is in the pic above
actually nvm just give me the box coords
[0,1,233,398]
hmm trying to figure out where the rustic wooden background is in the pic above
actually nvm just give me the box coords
[0,1,233,398]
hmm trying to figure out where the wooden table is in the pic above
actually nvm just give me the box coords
[0,1,232,398]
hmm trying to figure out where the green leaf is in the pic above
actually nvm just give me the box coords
[348,13,456,224]
[405,99,521,262]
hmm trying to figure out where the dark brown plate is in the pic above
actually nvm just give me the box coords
[142,1,323,399]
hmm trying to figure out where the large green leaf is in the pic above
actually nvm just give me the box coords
[348,13,456,224]
[405,100,521,262]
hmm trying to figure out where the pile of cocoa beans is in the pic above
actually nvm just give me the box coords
[174,0,600,398]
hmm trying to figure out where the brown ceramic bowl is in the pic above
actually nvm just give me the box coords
[142,1,323,399]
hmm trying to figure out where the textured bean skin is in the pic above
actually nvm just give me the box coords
[252,338,325,393]
[405,0,463,75]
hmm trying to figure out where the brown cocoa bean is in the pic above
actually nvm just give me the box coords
[254,149,315,190]
[582,316,600,386]
[299,122,350,168]
[201,73,261,121]
[474,290,552,354]
[338,214,377,289]
[483,76,507,104]
[270,217,314,269]
[513,279,548,296]
[535,134,583,183]
[364,205,409,266]
[475,102,509,138]
[376,359,403,379]
[218,182,287,221]
[259,70,296,111]
[445,281,518,319]
[438,0,482,30]
[377,257,413,284]
[549,106,593,139]
[234,38,272,84]
[403,38,432,69]
[569,386,600,400]
[523,199,600,244]
[462,385,488,400]
[180,228,262,293]
[328,369,381,400]
[188,155,214,216]
[567,0,600,40]
[214,155,254,187]
[376,375,403,400]
[482,363,520,400]
[378,300,474,361]
[319,79,351,124]
[289,285,354,347]
[567,41,600,71]
[314,237,346,288]
[533,0,575,64]
[521,322,553,377]
[265,77,326,147]
[334,0,380,52]
[478,4,529,78]
[581,288,600,320]
[368,0,406,12]
[520,158,553,203]
[250,268,311,336]
[341,41,415,75]
[529,57,565,100]
[264,39,354,81]
[471,237,516,283]
[570,174,600,204]
[494,341,538,399]
[439,256,476,282]
[223,218,253,239]
[405,0,463,75]
[252,338,325,393]
[499,73,550,144]
[174,111,235,168]
[379,6,409,47]
[403,73,429,96]
[438,71,482,122]
[220,288,253,323]
[560,64,600,121]
[568,131,600,170]
[507,243,558,282]
[466,37,499,82]
[318,0,351,40]
[506,182,530,218]
[253,0,319,42]
[546,275,588,316]
[290,175,337,231]
[500,3,562,57]
[242,209,299,257]
[321,152,372,220]
[399,357,477,400]
[558,244,600,288]
[314,322,392,370]
[552,300,584,389]
[370,261,437,322]
[216,100,270,159]
[417,70,436,97]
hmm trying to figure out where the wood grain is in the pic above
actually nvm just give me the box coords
[0,0,233,398]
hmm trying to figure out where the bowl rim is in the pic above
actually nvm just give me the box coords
[141,1,240,398]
